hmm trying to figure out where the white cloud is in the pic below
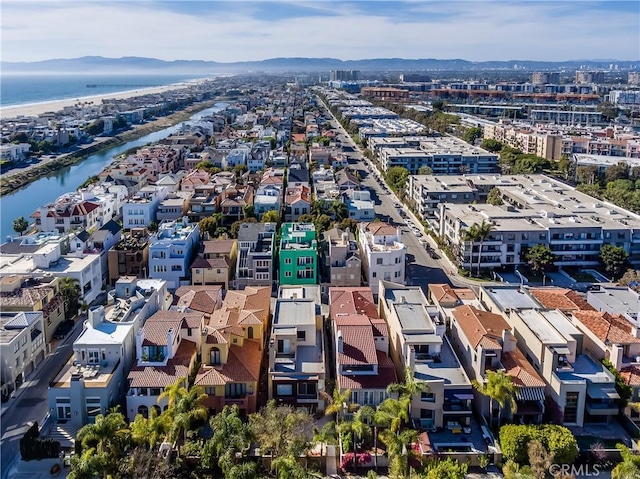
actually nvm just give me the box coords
[0,1,637,63]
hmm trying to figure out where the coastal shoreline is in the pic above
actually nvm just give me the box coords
[0,99,217,197]
[0,80,210,119]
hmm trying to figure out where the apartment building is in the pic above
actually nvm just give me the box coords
[440,286,546,424]
[190,239,237,290]
[284,186,311,222]
[126,310,203,421]
[0,275,65,346]
[156,193,192,222]
[437,174,640,270]
[148,219,200,290]
[345,190,375,221]
[480,286,619,427]
[358,222,405,296]
[360,87,410,102]
[268,286,326,412]
[1,312,46,397]
[0,232,103,305]
[235,222,276,289]
[218,184,255,224]
[378,281,473,430]
[253,184,283,219]
[122,186,169,229]
[195,286,270,415]
[329,286,396,408]
[321,227,362,287]
[107,228,150,286]
[279,223,318,285]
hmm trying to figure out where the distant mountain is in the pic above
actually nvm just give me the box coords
[2,56,638,73]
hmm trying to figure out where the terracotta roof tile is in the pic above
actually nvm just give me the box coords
[329,287,378,320]
[195,339,262,386]
[128,340,197,388]
[339,351,397,390]
[361,222,398,237]
[141,310,204,346]
[572,310,640,345]
[175,286,223,315]
[530,288,594,311]
[336,315,378,366]
[501,348,546,388]
[452,305,509,350]
[620,365,640,386]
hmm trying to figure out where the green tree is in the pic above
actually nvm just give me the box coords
[557,154,573,180]
[528,440,552,479]
[60,277,82,319]
[314,213,332,234]
[600,244,629,279]
[297,213,315,223]
[576,165,600,184]
[199,213,224,238]
[130,407,170,450]
[230,217,257,238]
[330,200,348,221]
[486,187,504,206]
[207,405,252,476]
[261,209,280,223]
[387,366,429,419]
[462,126,483,145]
[242,204,255,220]
[612,443,640,479]
[147,221,158,233]
[12,216,29,236]
[424,457,468,479]
[526,244,556,277]
[462,220,495,277]
[168,385,208,443]
[418,166,433,175]
[480,138,503,153]
[311,199,326,217]
[472,369,518,428]
[338,218,359,234]
[312,420,337,459]
[324,388,354,424]
[158,377,187,410]
[385,166,409,194]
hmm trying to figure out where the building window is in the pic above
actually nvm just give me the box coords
[297,330,306,341]
[276,384,293,396]
[137,405,149,418]
[88,350,100,364]
[285,272,292,278]
[421,392,435,402]
[563,392,579,423]
[247,327,254,339]
[225,383,247,398]
[376,258,383,265]
[285,258,292,264]
[298,382,316,397]
[210,347,221,365]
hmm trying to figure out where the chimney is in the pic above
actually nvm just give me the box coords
[502,329,515,353]
[88,306,105,328]
[337,330,343,354]
[136,329,144,361]
[342,232,349,245]
[166,328,174,360]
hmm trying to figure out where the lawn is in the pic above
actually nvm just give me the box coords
[562,267,597,283]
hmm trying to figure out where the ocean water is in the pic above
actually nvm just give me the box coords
[0,73,203,107]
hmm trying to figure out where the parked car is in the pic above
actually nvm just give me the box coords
[53,320,74,339]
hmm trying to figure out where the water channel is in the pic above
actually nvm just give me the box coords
[0,102,228,238]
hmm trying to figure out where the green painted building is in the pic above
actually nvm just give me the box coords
[279,223,318,285]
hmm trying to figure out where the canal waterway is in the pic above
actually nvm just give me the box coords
[0,102,228,239]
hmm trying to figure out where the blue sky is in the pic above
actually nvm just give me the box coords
[1,1,638,63]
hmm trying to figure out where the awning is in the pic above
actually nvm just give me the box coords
[587,385,620,400]
[552,347,571,355]
[516,387,546,402]
[454,394,475,400]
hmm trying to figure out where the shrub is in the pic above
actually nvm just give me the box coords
[499,424,578,466]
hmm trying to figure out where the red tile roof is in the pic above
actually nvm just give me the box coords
[338,350,398,390]
[501,348,546,388]
[620,365,640,386]
[285,185,310,206]
[128,340,197,388]
[329,286,378,320]
[572,310,640,345]
[175,286,223,315]
[195,339,262,386]
[529,288,594,311]
[429,284,476,306]
[360,222,398,237]
[336,314,378,365]
[452,305,509,350]
[141,310,204,346]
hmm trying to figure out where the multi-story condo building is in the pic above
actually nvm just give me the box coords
[107,228,150,286]
[321,227,362,287]
[408,174,518,228]
[279,223,318,285]
[235,222,276,289]
[1,312,46,397]
[190,239,237,290]
[148,219,200,290]
[156,193,192,222]
[268,286,326,412]
[0,275,65,346]
[480,286,619,427]
[253,184,283,219]
[379,281,473,430]
[122,186,169,229]
[345,190,375,221]
[531,72,560,85]
[629,72,640,86]
[377,136,499,175]
[126,309,203,421]
[0,232,103,305]
[196,286,271,415]
[437,174,640,270]
[218,184,254,224]
[48,277,167,426]
[437,284,546,425]
[329,286,396,408]
[284,186,311,222]
[575,71,604,84]
[358,222,405,296]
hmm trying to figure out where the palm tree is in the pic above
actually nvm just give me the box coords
[379,427,418,479]
[350,406,373,470]
[472,369,519,428]
[462,220,495,277]
[387,366,429,420]
[312,421,336,460]
[170,385,209,443]
[330,200,348,221]
[130,407,170,450]
[324,387,356,424]
[158,377,187,410]
[59,276,82,319]
[209,405,251,475]
[461,223,480,275]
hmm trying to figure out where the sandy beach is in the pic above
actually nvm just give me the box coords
[0,81,200,119]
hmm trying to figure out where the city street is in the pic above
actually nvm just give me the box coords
[0,317,83,479]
